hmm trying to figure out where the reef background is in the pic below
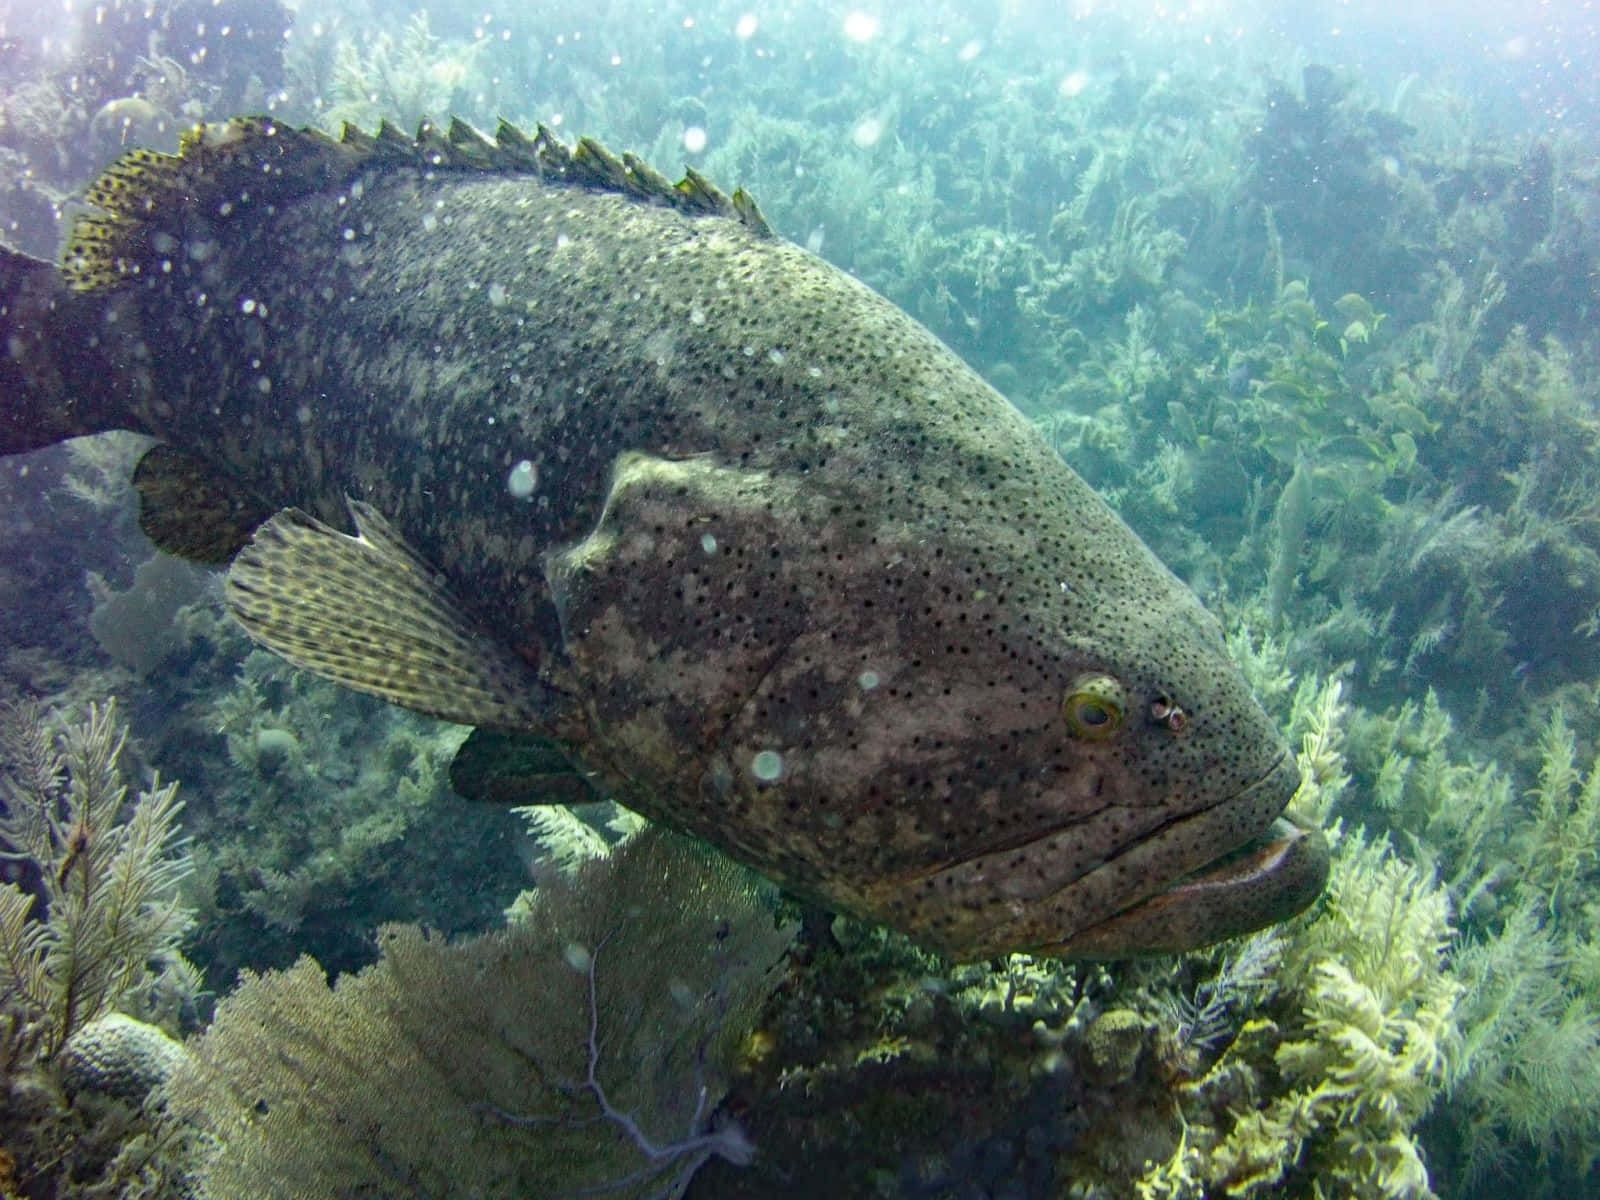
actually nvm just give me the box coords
[1,1,1598,1197]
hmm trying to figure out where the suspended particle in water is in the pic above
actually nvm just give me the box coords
[507,459,537,499]
[842,12,880,42]
[751,750,783,782]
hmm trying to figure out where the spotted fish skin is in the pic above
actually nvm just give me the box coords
[0,121,1325,960]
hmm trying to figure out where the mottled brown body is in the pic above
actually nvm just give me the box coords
[0,122,1324,959]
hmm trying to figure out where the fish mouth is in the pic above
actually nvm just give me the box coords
[1042,751,1329,958]
[868,749,1328,961]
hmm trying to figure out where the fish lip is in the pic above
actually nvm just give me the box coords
[1144,744,1306,888]
[1044,748,1329,958]
[878,747,1319,961]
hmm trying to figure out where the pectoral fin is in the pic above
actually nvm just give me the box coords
[225,500,553,731]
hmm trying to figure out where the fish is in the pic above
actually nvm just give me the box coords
[0,117,1327,960]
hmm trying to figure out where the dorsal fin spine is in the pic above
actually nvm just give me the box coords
[62,117,773,292]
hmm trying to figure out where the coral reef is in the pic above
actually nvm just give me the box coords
[160,826,794,1199]
[177,646,529,985]
[0,699,198,1198]
[59,1012,190,1105]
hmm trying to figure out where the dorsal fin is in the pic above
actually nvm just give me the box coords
[62,117,774,292]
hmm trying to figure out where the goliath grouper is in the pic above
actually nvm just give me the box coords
[0,118,1326,959]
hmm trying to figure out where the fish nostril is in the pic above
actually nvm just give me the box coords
[1149,695,1187,733]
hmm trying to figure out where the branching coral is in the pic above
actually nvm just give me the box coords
[181,646,524,982]
[1145,825,1459,1200]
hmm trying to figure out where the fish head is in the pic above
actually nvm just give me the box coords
[724,467,1324,962]
[547,439,1324,962]
[844,544,1323,961]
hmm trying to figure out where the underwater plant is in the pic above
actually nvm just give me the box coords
[318,11,488,134]
[1133,676,1460,1200]
[0,699,192,1056]
[160,826,794,1198]
[0,698,198,1198]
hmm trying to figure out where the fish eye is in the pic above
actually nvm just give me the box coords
[1062,673,1126,740]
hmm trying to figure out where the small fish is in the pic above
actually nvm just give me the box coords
[0,117,1326,960]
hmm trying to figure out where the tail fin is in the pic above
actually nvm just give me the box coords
[0,244,91,455]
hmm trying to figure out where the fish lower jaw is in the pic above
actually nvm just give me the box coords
[891,751,1323,961]
[1043,812,1330,959]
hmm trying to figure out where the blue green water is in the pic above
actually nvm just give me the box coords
[0,1,1597,1196]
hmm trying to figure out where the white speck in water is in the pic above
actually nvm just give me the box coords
[555,232,571,249]
[151,231,177,254]
[751,750,784,782]
[741,344,756,357]
[296,404,312,424]
[842,12,880,42]
[767,348,785,365]
[507,459,538,499]
[858,669,880,691]
[808,366,823,379]
[422,212,438,232]
[341,227,356,241]
[562,942,591,974]
[255,376,272,394]
[689,306,707,325]
[487,282,508,306]
[852,115,884,149]
[734,13,759,39]
[239,298,256,314]
[805,227,825,254]
[958,39,983,61]
[700,532,717,554]
[683,125,707,154]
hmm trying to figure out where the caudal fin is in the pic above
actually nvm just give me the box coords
[0,244,88,455]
